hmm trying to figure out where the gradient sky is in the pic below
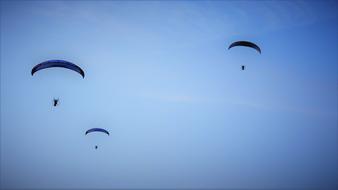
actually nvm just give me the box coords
[1,0,338,189]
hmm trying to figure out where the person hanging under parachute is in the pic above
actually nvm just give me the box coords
[31,60,85,107]
[228,41,261,70]
[85,128,110,149]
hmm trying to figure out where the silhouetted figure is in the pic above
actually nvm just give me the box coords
[53,98,59,107]
[95,145,98,149]
[241,65,245,70]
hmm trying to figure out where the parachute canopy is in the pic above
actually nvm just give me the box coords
[85,128,110,136]
[31,60,85,78]
[228,41,261,54]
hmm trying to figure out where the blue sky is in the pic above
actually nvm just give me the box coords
[1,0,337,189]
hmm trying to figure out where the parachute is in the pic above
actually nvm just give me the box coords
[228,41,261,54]
[31,60,85,78]
[228,41,261,70]
[85,128,110,136]
[85,128,109,150]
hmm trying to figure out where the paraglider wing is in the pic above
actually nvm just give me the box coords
[85,128,110,136]
[228,41,261,54]
[31,60,85,78]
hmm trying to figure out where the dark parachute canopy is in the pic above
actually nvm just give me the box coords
[85,128,110,136]
[31,60,85,78]
[86,128,109,150]
[228,41,261,54]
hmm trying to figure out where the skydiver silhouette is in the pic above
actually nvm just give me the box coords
[241,65,245,70]
[53,98,59,107]
[95,145,98,149]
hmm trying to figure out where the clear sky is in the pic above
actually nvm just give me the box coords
[1,0,337,189]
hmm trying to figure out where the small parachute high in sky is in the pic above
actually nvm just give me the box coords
[85,128,110,136]
[228,41,261,54]
[31,60,85,78]
[228,41,261,70]
[85,128,110,149]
